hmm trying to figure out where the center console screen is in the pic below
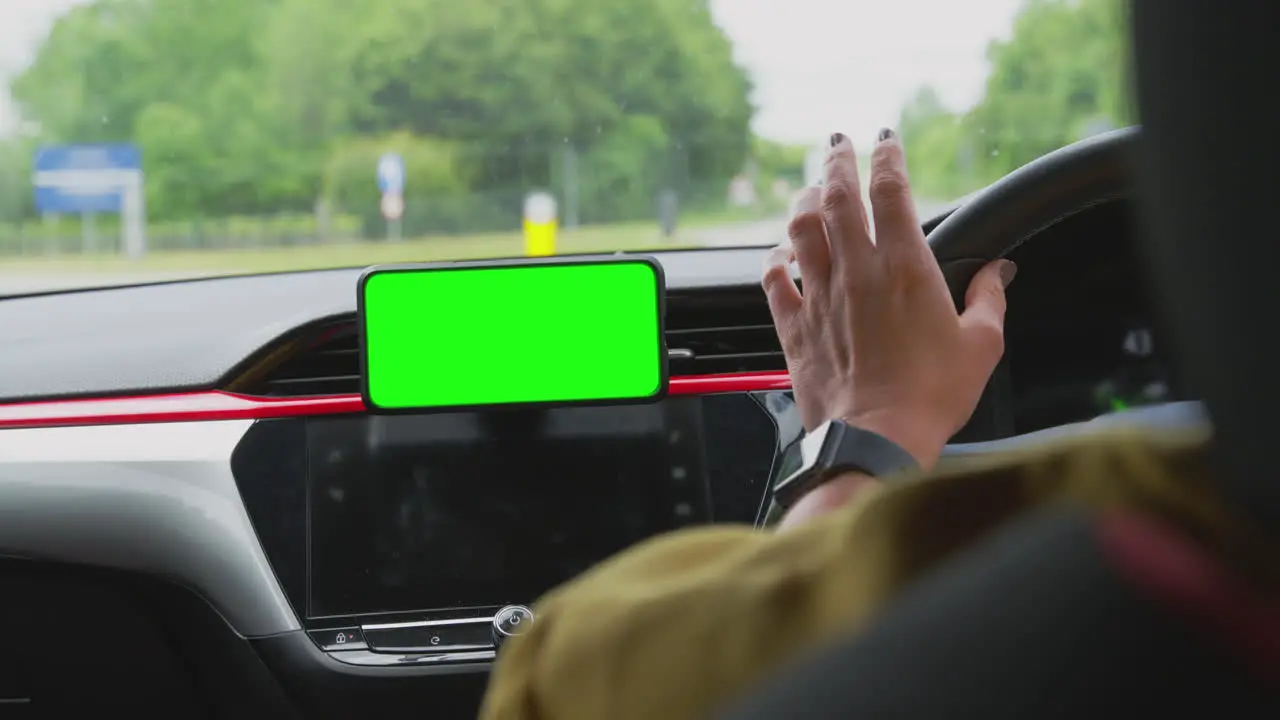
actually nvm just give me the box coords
[306,398,710,618]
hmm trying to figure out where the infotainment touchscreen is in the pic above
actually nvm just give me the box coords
[306,398,710,618]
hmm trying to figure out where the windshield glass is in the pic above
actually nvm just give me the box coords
[0,0,1130,294]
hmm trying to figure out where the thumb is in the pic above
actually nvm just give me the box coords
[959,259,1016,348]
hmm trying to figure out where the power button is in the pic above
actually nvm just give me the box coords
[492,605,535,647]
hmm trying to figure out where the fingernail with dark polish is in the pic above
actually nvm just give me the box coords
[830,133,845,148]
[878,127,896,142]
[999,260,1018,288]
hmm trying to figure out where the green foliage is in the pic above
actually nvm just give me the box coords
[900,0,1131,199]
[324,133,470,215]
[10,0,753,229]
[751,137,807,185]
[0,137,37,222]
[574,115,672,225]
[898,87,972,200]
[325,132,486,237]
[969,0,1131,180]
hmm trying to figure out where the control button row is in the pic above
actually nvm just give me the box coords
[313,606,536,655]
[363,618,493,653]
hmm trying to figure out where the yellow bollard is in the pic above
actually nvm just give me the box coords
[523,191,558,257]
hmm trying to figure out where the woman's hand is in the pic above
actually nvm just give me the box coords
[763,130,1016,470]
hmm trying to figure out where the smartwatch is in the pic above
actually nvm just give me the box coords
[769,419,920,513]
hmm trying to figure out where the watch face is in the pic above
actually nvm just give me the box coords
[799,419,835,469]
[771,419,838,511]
[775,419,834,491]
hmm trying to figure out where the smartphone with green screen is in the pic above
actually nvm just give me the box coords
[358,256,667,413]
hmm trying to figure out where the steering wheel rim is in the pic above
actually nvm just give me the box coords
[928,127,1138,307]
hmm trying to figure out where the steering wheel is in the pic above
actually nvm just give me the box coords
[930,126,1137,307]
[922,127,1205,455]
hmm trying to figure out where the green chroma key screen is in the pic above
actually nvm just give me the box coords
[359,257,667,411]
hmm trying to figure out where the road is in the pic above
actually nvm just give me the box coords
[689,217,789,248]
[689,198,954,248]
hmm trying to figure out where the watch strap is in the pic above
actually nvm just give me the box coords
[769,420,919,515]
[825,421,919,478]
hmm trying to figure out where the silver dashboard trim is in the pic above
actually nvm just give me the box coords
[363,616,495,631]
[330,649,496,666]
[0,419,300,636]
[367,643,493,653]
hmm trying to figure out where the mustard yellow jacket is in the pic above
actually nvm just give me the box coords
[480,427,1267,720]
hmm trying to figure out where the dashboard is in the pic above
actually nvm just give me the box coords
[0,198,1194,717]
[1000,199,1178,431]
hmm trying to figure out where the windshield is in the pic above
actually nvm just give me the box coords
[0,0,1130,294]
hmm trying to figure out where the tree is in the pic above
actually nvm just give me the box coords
[967,0,1131,180]
[898,87,972,200]
[899,0,1130,199]
[341,0,751,189]
[11,0,754,226]
[0,137,37,224]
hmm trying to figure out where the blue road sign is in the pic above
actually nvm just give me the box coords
[377,153,405,194]
[33,144,142,214]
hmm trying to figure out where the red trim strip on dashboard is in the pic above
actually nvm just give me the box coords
[0,371,793,430]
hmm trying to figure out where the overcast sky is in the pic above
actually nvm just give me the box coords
[0,0,1022,145]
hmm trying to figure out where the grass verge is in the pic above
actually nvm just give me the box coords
[0,221,697,275]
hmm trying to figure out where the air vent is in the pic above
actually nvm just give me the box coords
[256,324,361,397]
[665,286,785,376]
[246,286,784,398]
